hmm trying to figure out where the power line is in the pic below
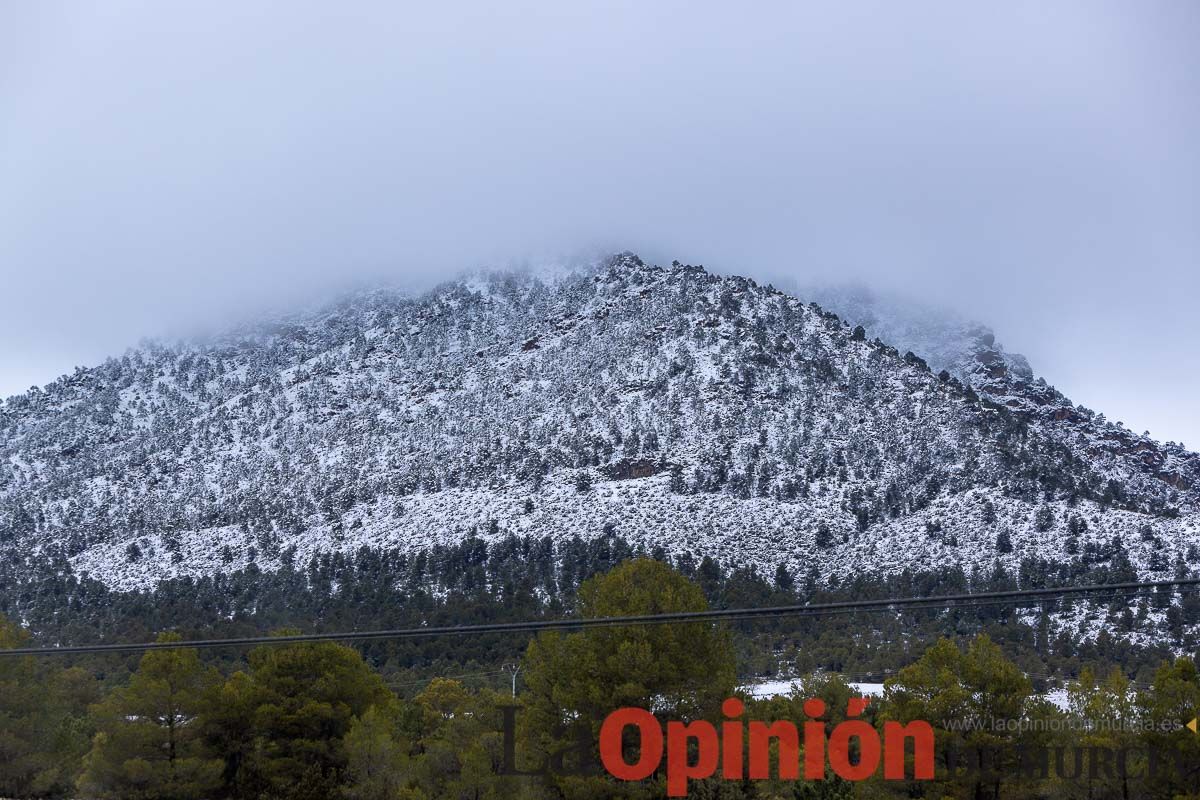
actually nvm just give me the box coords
[2,577,1195,658]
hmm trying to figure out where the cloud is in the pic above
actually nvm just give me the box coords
[1,1,1197,445]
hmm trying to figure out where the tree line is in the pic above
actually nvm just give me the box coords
[5,531,1194,692]
[3,558,1200,799]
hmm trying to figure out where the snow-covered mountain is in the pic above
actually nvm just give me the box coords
[802,283,1035,391]
[2,254,1197,594]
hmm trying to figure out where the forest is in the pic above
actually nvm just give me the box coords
[3,555,1200,799]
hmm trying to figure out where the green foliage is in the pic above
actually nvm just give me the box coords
[409,680,521,800]
[0,615,96,798]
[1034,504,1055,532]
[77,633,223,800]
[884,635,1033,799]
[995,529,1013,554]
[1138,657,1200,799]
[341,705,423,800]
[214,639,395,800]
[1057,667,1141,799]
[522,558,736,797]
[10,558,1200,799]
[745,672,859,797]
[5,532,1188,689]
[526,558,736,719]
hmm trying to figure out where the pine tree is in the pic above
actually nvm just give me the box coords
[341,705,420,800]
[77,633,224,800]
[1033,504,1055,532]
[773,562,796,594]
[215,638,395,800]
[995,529,1013,554]
[1139,658,1200,798]
[885,635,1032,800]
[408,681,514,799]
[0,615,96,797]
[521,558,736,795]
[1066,665,1138,800]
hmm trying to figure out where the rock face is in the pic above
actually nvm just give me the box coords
[1,253,1197,594]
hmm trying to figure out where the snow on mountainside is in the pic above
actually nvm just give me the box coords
[803,284,1035,389]
[1,254,1198,594]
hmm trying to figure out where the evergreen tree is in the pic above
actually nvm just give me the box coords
[995,529,1013,554]
[408,681,517,800]
[1065,667,1140,800]
[522,558,736,795]
[1139,658,1200,799]
[773,562,796,594]
[77,633,224,800]
[214,638,395,800]
[341,705,422,800]
[884,635,1032,800]
[1034,504,1055,532]
[0,615,96,798]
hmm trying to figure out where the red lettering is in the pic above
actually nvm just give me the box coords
[883,720,935,779]
[828,720,880,781]
[666,720,719,797]
[748,721,800,779]
[599,707,663,781]
[803,698,827,779]
[722,698,745,778]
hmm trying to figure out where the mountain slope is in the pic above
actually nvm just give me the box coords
[1,254,1197,596]
[802,283,1035,389]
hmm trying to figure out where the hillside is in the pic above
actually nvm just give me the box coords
[1,254,1197,606]
[802,283,1036,392]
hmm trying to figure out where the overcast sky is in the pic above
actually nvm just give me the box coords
[1,2,1197,446]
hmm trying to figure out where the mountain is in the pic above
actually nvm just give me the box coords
[2,254,1198,617]
[805,283,1196,483]
[801,283,1035,392]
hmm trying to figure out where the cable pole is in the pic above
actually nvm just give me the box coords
[503,662,521,698]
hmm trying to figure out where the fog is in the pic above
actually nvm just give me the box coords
[2,1,1197,446]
